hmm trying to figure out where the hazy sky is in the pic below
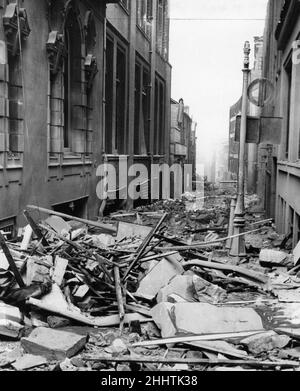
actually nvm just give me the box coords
[169,0,268,163]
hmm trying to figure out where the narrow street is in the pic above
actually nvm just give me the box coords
[0,0,299,378]
[1,187,300,372]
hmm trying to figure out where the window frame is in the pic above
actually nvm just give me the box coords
[284,60,292,160]
[153,73,166,156]
[134,56,151,155]
[136,0,152,38]
[63,27,72,151]
[156,0,168,59]
[105,31,128,155]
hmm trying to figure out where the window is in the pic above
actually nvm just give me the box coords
[134,60,150,155]
[49,70,64,155]
[63,11,83,152]
[156,0,169,59]
[53,197,88,219]
[285,61,292,160]
[105,34,128,155]
[154,78,159,154]
[116,46,127,153]
[48,2,93,157]
[63,27,71,148]
[153,75,165,155]
[105,37,114,154]
[3,1,29,152]
[8,51,24,153]
[137,0,152,36]
[142,67,150,151]
[84,11,97,157]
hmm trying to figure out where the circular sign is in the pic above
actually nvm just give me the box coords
[247,78,274,107]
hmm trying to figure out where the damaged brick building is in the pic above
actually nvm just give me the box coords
[0,0,172,235]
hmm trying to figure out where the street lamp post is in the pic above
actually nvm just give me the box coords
[230,41,251,258]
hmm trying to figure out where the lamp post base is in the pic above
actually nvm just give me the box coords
[229,215,246,258]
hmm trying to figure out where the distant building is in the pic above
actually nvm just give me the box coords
[188,121,197,186]
[170,99,188,166]
[170,98,197,196]
[215,140,230,184]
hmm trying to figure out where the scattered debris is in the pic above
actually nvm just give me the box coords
[0,303,24,339]
[259,249,291,268]
[157,273,227,304]
[0,195,299,371]
[135,257,184,301]
[240,331,290,355]
[293,241,300,266]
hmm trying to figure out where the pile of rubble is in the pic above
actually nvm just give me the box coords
[1,197,300,371]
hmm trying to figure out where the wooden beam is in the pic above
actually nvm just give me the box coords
[158,226,267,251]
[122,213,168,281]
[82,355,299,368]
[131,330,266,347]
[26,205,117,233]
[183,260,268,284]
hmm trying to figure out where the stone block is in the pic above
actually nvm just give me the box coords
[21,327,88,361]
[151,302,264,338]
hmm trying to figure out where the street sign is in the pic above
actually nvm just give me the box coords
[247,78,274,107]
[234,115,282,145]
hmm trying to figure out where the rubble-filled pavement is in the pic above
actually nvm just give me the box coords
[1,192,300,371]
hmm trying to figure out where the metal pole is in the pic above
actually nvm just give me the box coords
[230,41,251,258]
[226,196,237,249]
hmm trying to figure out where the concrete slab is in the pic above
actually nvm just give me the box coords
[21,327,87,361]
[151,302,264,338]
